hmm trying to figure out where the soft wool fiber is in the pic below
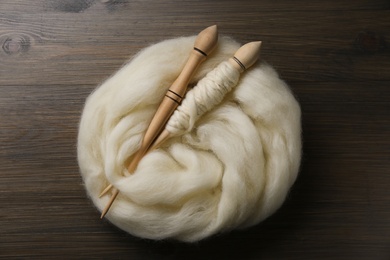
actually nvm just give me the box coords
[78,36,301,242]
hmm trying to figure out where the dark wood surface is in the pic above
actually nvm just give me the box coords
[1,0,389,259]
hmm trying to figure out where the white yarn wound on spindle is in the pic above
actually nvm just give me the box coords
[78,36,301,242]
[166,61,240,136]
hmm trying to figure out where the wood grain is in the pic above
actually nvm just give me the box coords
[1,0,389,259]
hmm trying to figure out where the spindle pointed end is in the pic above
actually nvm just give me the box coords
[99,184,113,198]
[207,24,218,34]
[194,25,218,56]
[232,41,262,72]
[100,210,107,219]
[100,203,112,219]
[251,41,262,54]
[100,189,119,219]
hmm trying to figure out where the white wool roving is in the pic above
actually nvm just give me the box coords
[77,36,301,242]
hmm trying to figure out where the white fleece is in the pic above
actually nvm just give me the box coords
[77,36,301,242]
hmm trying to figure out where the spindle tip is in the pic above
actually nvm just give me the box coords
[194,25,218,56]
[100,188,119,219]
[232,41,262,71]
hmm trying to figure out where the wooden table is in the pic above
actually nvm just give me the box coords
[1,1,389,258]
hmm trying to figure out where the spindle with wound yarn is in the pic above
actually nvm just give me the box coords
[150,41,262,150]
[100,25,218,218]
